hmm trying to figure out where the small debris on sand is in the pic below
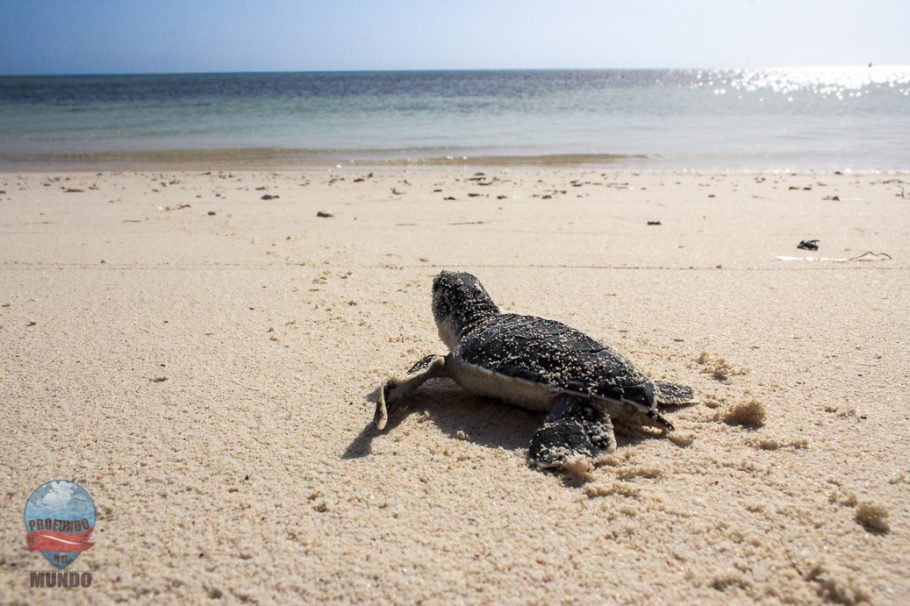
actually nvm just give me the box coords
[721,399,766,427]
[695,352,748,381]
[745,437,807,450]
[829,488,858,507]
[150,376,168,383]
[798,558,871,605]
[701,394,724,409]
[207,211,216,216]
[855,502,890,533]
[616,466,663,480]
[316,211,334,218]
[798,239,820,251]
[846,251,892,262]
[646,220,662,226]
[668,432,695,447]
[584,482,640,498]
[261,194,279,200]
[562,456,595,481]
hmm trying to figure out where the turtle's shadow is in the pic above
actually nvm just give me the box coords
[341,381,537,459]
[340,386,388,460]
[342,380,657,460]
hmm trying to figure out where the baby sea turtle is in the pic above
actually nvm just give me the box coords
[374,271,697,472]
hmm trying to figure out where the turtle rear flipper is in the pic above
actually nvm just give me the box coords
[374,354,448,430]
[654,380,697,406]
[528,396,616,471]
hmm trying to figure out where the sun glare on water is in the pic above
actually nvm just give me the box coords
[692,65,910,99]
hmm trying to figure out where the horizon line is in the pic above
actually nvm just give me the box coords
[1,63,901,78]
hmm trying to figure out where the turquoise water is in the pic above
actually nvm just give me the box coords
[1,68,908,169]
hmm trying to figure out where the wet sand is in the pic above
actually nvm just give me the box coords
[1,168,908,604]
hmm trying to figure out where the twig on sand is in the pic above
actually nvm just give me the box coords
[846,251,892,262]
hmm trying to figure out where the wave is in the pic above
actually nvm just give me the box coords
[0,147,650,170]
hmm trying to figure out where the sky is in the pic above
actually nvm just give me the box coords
[0,0,908,75]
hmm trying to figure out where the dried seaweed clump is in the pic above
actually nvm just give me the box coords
[722,399,766,427]
[855,501,890,533]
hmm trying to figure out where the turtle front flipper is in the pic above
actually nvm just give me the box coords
[654,380,698,406]
[374,354,449,431]
[528,396,616,473]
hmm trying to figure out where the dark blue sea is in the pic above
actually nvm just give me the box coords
[1,68,908,169]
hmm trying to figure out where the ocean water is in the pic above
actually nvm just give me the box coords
[0,68,908,170]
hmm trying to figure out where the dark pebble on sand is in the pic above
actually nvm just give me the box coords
[797,239,820,251]
[316,211,334,218]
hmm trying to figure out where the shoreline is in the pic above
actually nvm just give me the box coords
[1,154,907,174]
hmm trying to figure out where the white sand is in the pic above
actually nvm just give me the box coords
[1,169,908,604]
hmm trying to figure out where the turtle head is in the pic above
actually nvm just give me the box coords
[432,271,500,349]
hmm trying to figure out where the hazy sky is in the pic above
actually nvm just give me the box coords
[1,0,907,75]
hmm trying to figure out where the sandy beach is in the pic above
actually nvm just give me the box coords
[1,168,908,604]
